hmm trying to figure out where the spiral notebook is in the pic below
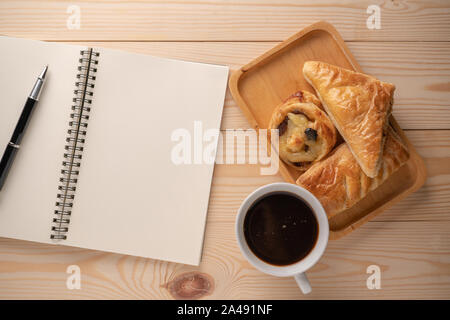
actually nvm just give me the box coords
[0,36,228,266]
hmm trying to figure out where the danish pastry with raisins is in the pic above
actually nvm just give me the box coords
[268,91,337,171]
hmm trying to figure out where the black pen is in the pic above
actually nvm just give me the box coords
[0,65,48,191]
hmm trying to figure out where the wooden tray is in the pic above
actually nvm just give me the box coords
[229,21,427,240]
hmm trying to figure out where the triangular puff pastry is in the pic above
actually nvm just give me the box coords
[296,126,409,218]
[303,61,395,178]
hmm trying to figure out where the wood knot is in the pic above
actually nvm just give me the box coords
[163,272,214,300]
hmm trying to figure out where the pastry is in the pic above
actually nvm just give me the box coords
[268,91,337,171]
[303,61,395,178]
[296,126,409,218]
[286,89,323,110]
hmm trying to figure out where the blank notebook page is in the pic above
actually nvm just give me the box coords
[0,37,83,244]
[64,47,228,265]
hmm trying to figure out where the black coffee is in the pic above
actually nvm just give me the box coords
[243,192,318,266]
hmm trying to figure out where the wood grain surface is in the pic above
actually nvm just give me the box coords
[1,0,450,41]
[0,0,449,299]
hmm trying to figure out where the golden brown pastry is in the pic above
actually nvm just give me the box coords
[296,126,409,218]
[303,61,395,178]
[286,89,323,110]
[268,91,337,171]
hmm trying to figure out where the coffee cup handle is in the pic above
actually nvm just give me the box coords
[294,272,312,294]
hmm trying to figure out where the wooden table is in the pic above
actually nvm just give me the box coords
[0,0,449,299]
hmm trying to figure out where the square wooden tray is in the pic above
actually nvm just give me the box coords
[229,21,427,240]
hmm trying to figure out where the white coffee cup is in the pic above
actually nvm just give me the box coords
[235,182,329,294]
